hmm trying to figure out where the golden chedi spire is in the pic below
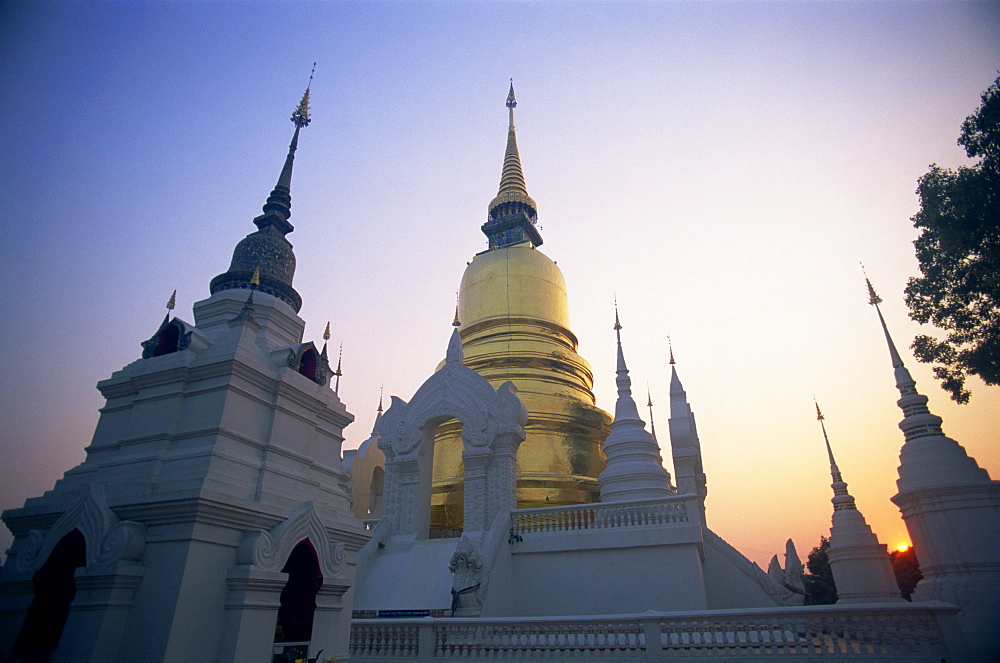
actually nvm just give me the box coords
[429,85,611,533]
[483,81,543,249]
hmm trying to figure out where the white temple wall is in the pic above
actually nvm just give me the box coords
[701,533,791,609]
[479,535,516,617]
[507,525,707,616]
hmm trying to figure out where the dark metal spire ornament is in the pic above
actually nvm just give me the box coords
[210,67,317,312]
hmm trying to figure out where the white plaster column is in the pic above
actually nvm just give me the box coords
[218,568,286,663]
[309,581,351,663]
[462,452,490,533]
[52,563,146,662]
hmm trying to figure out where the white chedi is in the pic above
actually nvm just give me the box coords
[598,313,674,502]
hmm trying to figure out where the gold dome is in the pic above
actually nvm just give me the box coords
[430,245,611,532]
[460,245,569,329]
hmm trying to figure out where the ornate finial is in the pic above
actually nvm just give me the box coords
[452,291,461,327]
[323,321,331,341]
[647,384,657,440]
[166,290,176,311]
[815,398,837,467]
[250,267,260,288]
[506,79,516,110]
[291,64,315,129]
[333,343,343,392]
[668,335,676,365]
[861,263,882,306]
[230,290,258,328]
[378,385,384,413]
[614,295,622,331]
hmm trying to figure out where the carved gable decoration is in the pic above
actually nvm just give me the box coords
[276,342,331,387]
[13,484,146,576]
[236,501,346,579]
[377,363,526,460]
[141,317,193,359]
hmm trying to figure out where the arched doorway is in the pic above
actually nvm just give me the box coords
[430,417,464,537]
[12,529,87,659]
[273,540,322,655]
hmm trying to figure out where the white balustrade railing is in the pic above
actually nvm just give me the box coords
[349,602,964,661]
[512,497,690,534]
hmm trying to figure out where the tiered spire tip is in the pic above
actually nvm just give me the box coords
[814,401,856,511]
[483,80,542,248]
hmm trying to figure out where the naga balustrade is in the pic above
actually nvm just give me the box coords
[349,602,966,662]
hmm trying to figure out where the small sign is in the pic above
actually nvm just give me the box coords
[378,609,430,618]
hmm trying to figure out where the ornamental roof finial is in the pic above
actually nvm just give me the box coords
[166,290,176,312]
[814,400,856,511]
[291,63,315,129]
[668,335,676,365]
[506,79,517,128]
[333,342,343,393]
[647,384,657,441]
[484,80,542,248]
[323,321,331,341]
[861,262,882,307]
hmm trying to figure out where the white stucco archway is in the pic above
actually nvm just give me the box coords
[376,330,527,538]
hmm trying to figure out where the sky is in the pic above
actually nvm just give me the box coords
[1,0,998,570]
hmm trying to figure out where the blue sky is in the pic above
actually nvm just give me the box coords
[2,0,998,565]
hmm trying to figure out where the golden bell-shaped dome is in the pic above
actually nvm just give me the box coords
[430,245,611,531]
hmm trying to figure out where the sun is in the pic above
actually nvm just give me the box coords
[897,543,910,552]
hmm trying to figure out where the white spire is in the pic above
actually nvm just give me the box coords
[864,274,990,493]
[446,327,464,364]
[667,346,708,523]
[815,401,903,603]
[598,307,673,503]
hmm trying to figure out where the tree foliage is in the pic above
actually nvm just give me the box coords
[803,536,837,605]
[905,74,1000,403]
[889,546,923,601]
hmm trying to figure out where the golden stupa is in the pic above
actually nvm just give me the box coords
[430,84,611,531]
